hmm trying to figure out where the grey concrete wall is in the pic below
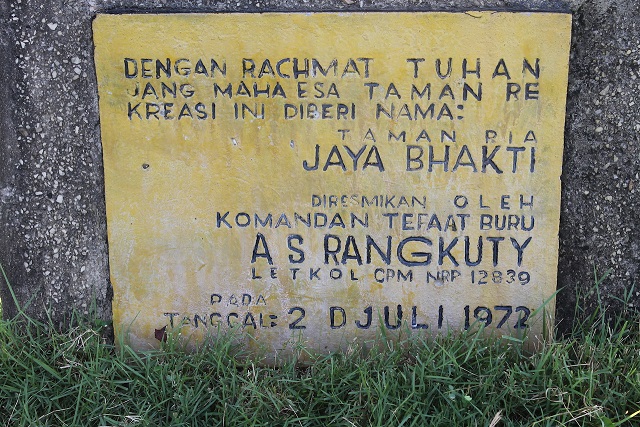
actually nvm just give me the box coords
[558,0,640,332]
[0,0,638,332]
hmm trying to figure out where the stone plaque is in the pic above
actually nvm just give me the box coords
[93,12,571,354]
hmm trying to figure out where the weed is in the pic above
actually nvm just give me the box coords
[0,264,638,426]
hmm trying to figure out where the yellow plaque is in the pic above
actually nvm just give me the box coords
[93,12,571,355]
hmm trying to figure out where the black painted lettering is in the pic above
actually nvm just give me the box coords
[397,237,432,266]
[406,58,425,78]
[251,233,273,265]
[124,58,138,78]
[287,234,305,263]
[384,305,403,330]
[330,306,346,329]
[355,306,372,329]
[242,59,255,77]
[411,306,428,329]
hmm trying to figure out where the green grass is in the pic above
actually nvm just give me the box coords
[0,272,639,426]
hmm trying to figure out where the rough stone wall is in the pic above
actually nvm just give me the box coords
[1,0,112,324]
[0,0,637,331]
[558,0,640,332]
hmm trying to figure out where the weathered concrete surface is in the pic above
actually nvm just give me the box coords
[557,0,640,332]
[0,0,638,333]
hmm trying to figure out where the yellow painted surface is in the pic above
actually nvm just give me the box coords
[93,12,571,356]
